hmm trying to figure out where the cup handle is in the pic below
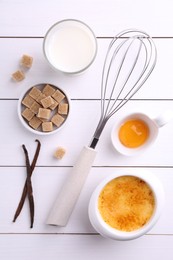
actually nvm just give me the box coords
[153,109,173,127]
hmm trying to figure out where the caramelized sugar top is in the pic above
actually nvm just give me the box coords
[118,119,149,148]
[98,176,155,232]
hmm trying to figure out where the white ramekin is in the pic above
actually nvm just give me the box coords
[111,111,173,156]
[88,169,165,241]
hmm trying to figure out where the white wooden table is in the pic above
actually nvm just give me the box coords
[1,1,173,259]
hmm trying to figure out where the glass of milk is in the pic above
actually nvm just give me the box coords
[43,19,97,74]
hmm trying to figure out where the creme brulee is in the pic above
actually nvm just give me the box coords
[98,176,155,232]
[118,119,149,148]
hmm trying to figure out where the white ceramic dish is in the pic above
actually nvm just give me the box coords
[88,169,165,241]
[43,19,97,74]
[111,111,173,156]
[18,83,70,135]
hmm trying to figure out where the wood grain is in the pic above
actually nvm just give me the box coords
[1,38,173,99]
[1,0,173,259]
[0,234,173,260]
[0,167,172,234]
[0,100,173,166]
[0,0,173,37]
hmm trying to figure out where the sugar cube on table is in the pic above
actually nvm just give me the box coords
[52,89,65,103]
[12,70,25,81]
[51,113,65,127]
[42,122,53,132]
[22,95,35,108]
[29,87,42,100]
[30,101,42,114]
[54,147,66,159]
[22,108,34,121]
[42,84,56,96]
[58,103,69,115]
[21,54,33,68]
[29,116,42,129]
[41,96,54,108]
[37,108,51,120]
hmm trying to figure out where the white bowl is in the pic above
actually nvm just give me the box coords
[18,83,70,135]
[111,112,159,156]
[88,169,165,241]
[43,19,97,74]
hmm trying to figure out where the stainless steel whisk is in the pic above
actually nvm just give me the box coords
[90,29,157,149]
[47,29,157,226]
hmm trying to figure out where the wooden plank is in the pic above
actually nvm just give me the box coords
[0,100,173,167]
[1,38,173,100]
[0,0,173,37]
[0,167,172,234]
[1,1,173,259]
[0,234,173,260]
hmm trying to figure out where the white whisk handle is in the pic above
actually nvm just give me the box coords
[46,146,97,226]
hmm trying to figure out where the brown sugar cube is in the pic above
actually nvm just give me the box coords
[29,116,42,129]
[30,101,42,114]
[36,93,46,104]
[52,89,65,103]
[38,117,48,122]
[21,54,33,68]
[22,95,35,108]
[29,87,41,100]
[42,84,56,96]
[41,96,54,108]
[54,147,66,159]
[42,122,53,132]
[58,103,69,115]
[49,99,58,110]
[51,113,65,127]
[37,108,51,120]
[22,108,34,121]
[12,70,25,81]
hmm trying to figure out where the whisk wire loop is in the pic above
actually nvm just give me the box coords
[101,37,132,118]
[90,29,157,149]
[105,38,143,119]
[108,36,156,118]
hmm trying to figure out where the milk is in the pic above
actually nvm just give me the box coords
[44,20,97,73]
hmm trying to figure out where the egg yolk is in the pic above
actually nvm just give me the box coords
[118,119,149,148]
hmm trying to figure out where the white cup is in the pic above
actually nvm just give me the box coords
[88,170,165,241]
[111,110,173,156]
[43,19,97,74]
